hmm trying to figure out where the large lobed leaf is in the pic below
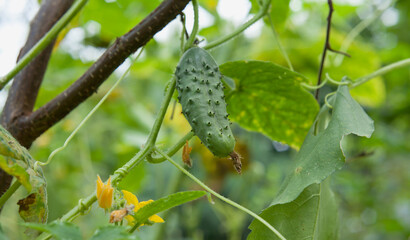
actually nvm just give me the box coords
[248,180,338,240]
[247,84,374,239]
[0,125,48,223]
[220,60,319,149]
[272,84,374,205]
[132,191,206,227]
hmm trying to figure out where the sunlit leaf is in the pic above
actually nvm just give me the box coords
[248,180,338,240]
[220,60,319,149]
[273,84,374,205]
[23,222,81,240]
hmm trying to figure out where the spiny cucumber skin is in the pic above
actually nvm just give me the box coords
[175,47,235,157]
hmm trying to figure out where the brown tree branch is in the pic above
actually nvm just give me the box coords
[13,0,190,148]
[0,0,74,196]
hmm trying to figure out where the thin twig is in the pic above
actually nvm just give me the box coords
[315,0,349,100]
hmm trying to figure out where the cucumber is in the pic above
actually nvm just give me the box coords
[175,47,241,172]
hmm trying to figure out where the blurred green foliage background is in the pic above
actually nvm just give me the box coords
[0,0,409,239]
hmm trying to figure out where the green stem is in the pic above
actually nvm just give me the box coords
[147,131,195,163]
[184,0,199,51]
[351,58,410,88]
[156,148,287,240]
[0,180,21,209]
[266,14,293,71]
[145,77,176,148]
[0,0,89,90]
[203,0,271,50]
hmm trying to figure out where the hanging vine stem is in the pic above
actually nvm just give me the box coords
[0,0,89,90]
[315,0,350,100]
[204,0,271,50]
[155,148,287,240]
[266,14,293,71]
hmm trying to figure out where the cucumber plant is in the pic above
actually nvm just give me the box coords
[175,47,241,173]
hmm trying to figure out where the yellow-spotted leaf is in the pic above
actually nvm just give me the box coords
[220,60,319,149]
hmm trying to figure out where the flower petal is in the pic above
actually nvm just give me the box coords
[96,176,113,209]
[148,214,164,223]
[122,190,139,206]
[136,200,153,211]
[96,175,103,197]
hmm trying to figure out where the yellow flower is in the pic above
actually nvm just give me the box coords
[96,175,113,209]
[121,190,164,226]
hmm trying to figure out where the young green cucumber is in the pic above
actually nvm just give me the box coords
[175,47,241,173]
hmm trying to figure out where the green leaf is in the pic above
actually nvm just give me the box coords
[0,125,48,223]
[220,60,319,149]
[90,226,139,240]
[273,84,374,206]
[248,180,338,240]
[132,191,206,227]
[23,222,81,240]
